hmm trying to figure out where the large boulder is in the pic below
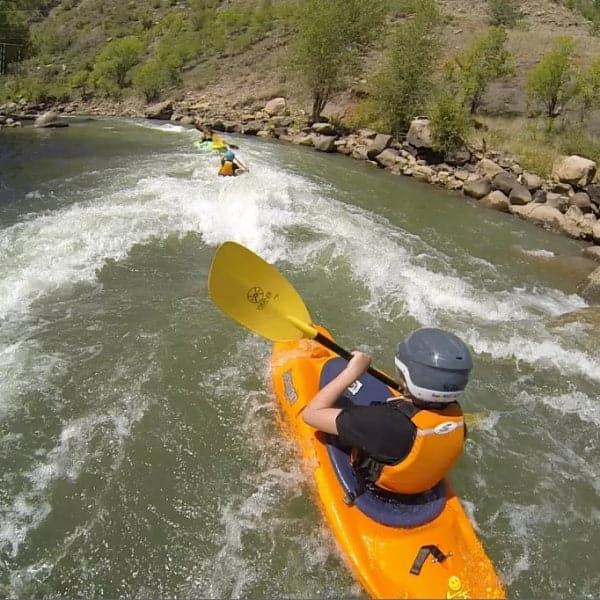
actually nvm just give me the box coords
[569,192,593,212]
[510,203,565,231]
[312,122,336,135]
[480,190,510,212]
[368,133,393,158]
[406,117,433,149]
[412,165,435,182]
[492,171,520,195]
[241,120,262,135]
[264,97,286,116]
[552,155,597,187]
[445,146,471,167]
[477,158,505,179]
[34,110,66,128]
[521,171,544,192]
[463,177,492,199]
[145,100,173,120]
[509,184,532,205]
[312,135,337,152]
[374,148,400,168]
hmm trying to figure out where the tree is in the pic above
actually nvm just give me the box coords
[526,37,578,119]
[370,0,440,136]
[288,0,386,122]
[576,56,600,122]
[454,27,514,114]
[90,36,145,97]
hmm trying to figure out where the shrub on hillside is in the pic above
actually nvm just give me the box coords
[487,0,521,27]
[90,36,145,97]
[526,37,579,120]
[370,0,440,136]
[454,27,514,114]
[132,59,178,102]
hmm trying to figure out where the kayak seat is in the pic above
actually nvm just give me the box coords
[320,358,447,528]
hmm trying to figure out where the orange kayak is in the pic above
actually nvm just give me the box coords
[271,326,505,599]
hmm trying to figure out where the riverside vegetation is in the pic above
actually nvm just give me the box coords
[2,0,600,301]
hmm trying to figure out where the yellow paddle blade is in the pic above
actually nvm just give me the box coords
[211,133,225,148]
[208,242,316,342]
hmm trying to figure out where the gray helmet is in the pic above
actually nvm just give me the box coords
[394,328,472,403]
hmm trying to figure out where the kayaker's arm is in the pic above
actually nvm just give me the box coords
[302,351,371,434]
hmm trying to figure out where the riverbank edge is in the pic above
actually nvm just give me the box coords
[2,94,600,302]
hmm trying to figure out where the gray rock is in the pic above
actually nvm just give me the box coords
[312,122,336,135]
[480,190,510,212]
[241,120,262,135]
[545,193,569,213]
[374,148,400,168]
[492,171,520,194]
[511,203,566,232]
[313,135,337,152]
[445,146,471,167]
[585,183,600,206]
[552,155,597,187]
[368,133,393,157]
[34,110,60,128]
[521,171,544,191]
[551,182,573,195]
[463,177,492,199]
[406,117,433,149]
[570,192,593,211]
[264,97,286,116]
[477,158,505,178]
[532,190,547,203]
[509,184,532,205]
[144,100,174,120]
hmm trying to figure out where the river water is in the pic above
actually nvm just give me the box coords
[0,118,598,599]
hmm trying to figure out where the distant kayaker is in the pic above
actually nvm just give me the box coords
[218,150,248,177]
[302,328,471,496]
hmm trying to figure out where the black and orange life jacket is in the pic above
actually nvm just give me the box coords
[354,401,465,495]
[218,160,235,176]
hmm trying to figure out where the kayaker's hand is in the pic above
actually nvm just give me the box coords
[345,351,371,379]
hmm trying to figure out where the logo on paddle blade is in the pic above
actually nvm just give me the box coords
[247,287,265,304]
[246,286,278,311]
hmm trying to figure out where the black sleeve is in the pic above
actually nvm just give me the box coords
[335,404,416,464]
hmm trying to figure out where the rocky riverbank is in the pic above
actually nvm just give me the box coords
[2,94,600,304]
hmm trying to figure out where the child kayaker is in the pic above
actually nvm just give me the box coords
[218,150,248,177]
[302,328,472,496]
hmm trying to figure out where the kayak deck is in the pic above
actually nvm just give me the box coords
[271,328,505,599]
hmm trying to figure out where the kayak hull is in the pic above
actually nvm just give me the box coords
[271,327,505,599]
[193,139,227,151]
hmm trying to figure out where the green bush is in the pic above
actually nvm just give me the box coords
[454,27,514,114]
[132,60,175,102]
[288,0,386,122]
[487,0,521,27]
[370,0,440,136]
[90,36,145,97]
[526,37,578,120]
[429,86,471,153]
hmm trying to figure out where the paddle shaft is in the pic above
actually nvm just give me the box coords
[314,332,401,391]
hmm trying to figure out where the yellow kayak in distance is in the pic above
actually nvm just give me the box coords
[271,326,505,600]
